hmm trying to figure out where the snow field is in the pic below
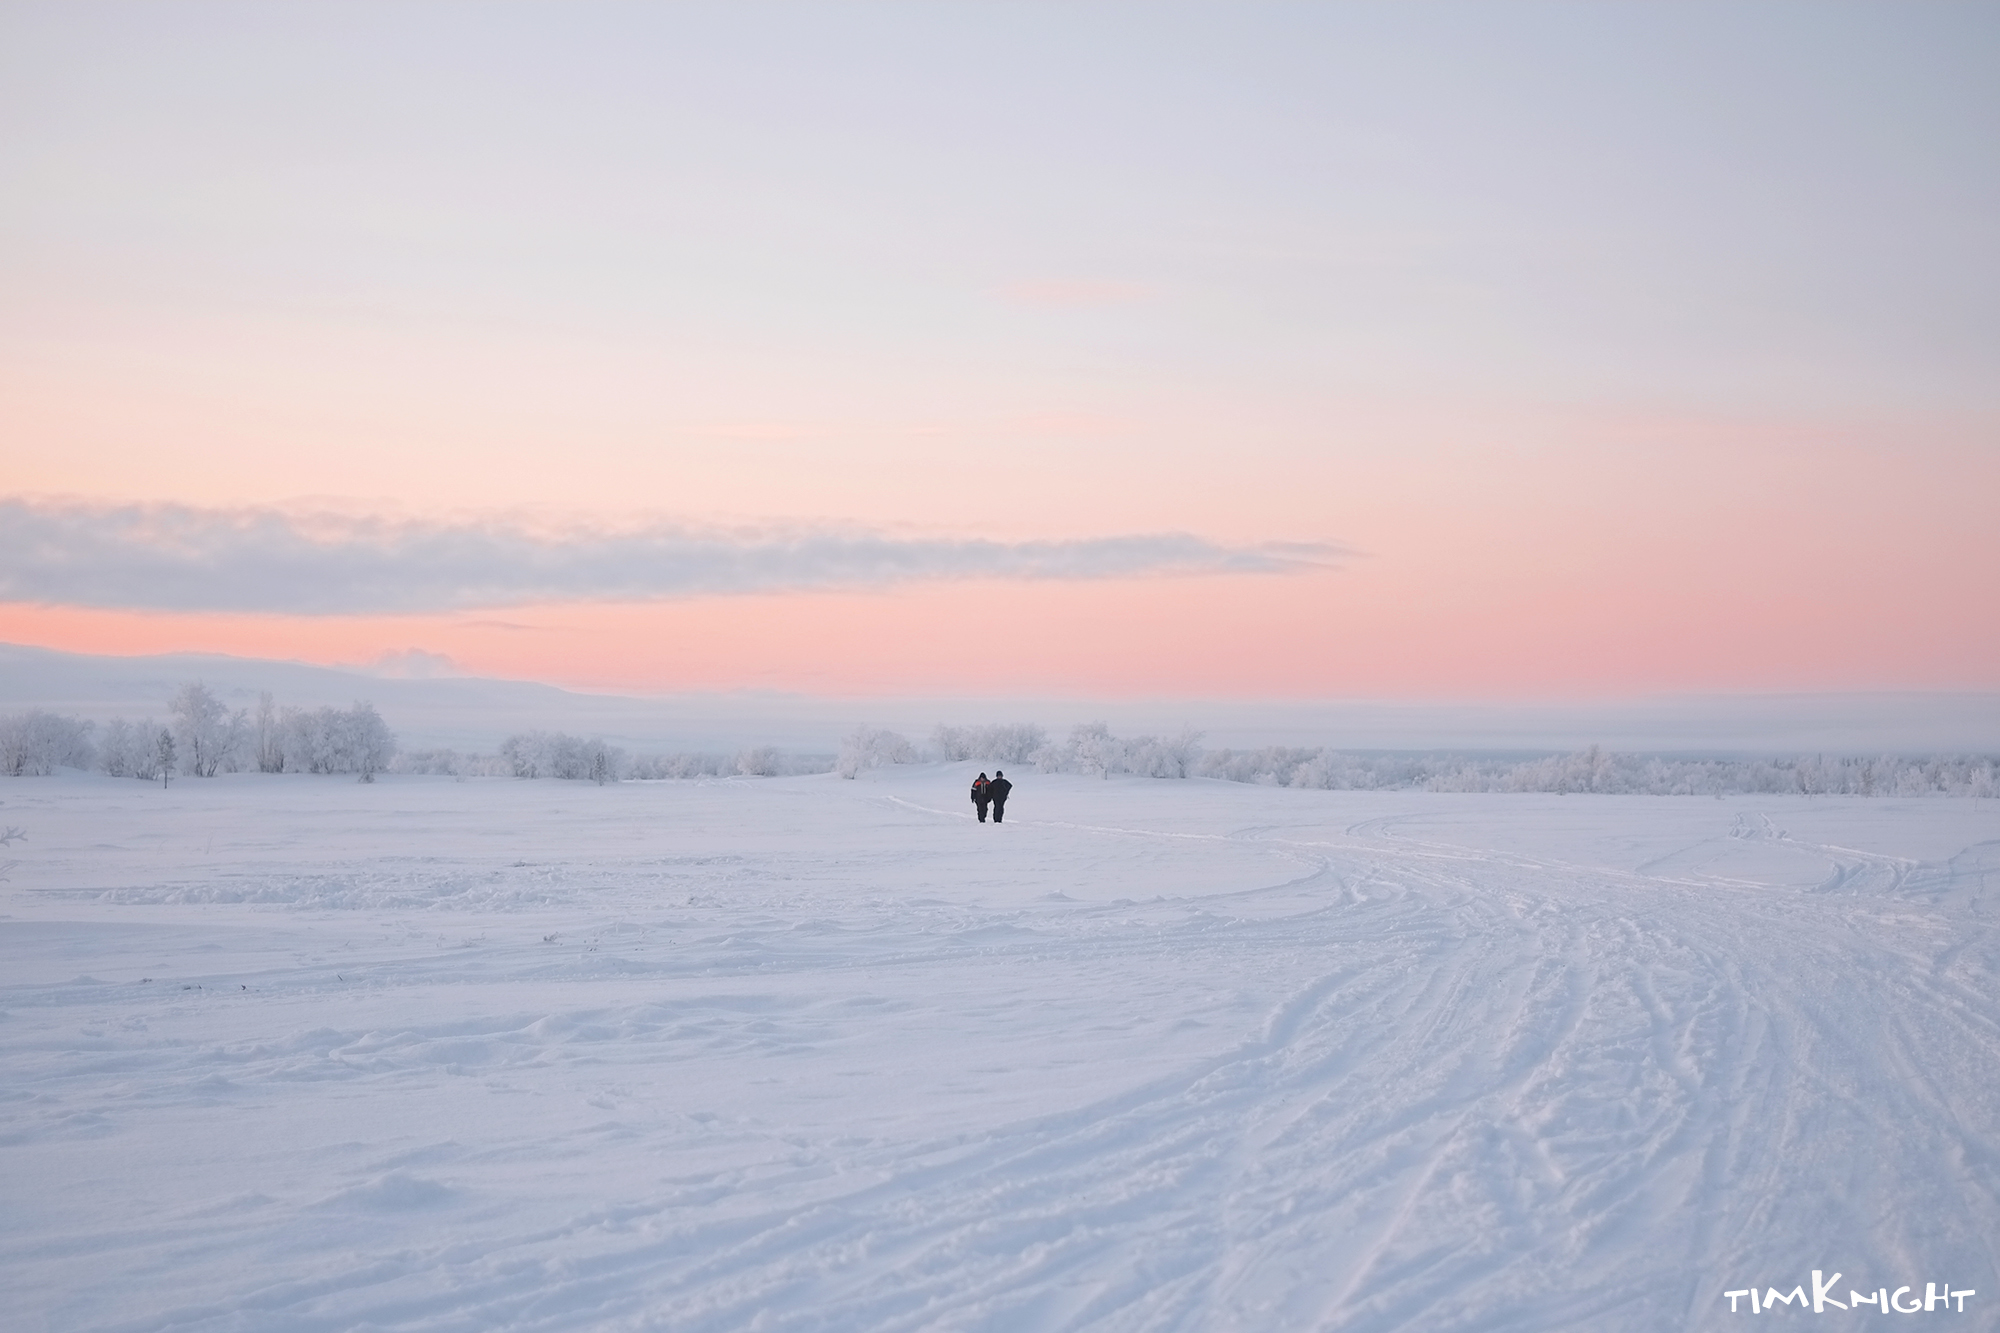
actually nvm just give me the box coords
[2,769,1996,1331]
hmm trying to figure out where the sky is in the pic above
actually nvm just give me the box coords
[2,1,1996,700]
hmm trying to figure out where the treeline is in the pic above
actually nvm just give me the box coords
[1186,743,2000,797]
[9,702,1997,796]
[395,733,832,781]
[851,721,2000,798]
[1,697,829,785]
[842,722,1203,780]
[2,684,396,780]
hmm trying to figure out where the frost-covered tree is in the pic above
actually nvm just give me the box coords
[837,726,916,778]
[280,706,333,772]
[1068,722,1120,780]
[169,683,244,778]
[0,710,96,775]
[499,731,546,778]
[345,702,394,781]
[500,731,623,781]
[98,718,133,777]
[267,702,397,775]
[736,746,782,777]
[254,693,286,773]
[156,727,176,787]
[930,723,1047,763]
[97,717,164,780]
[1127,728,1204,778]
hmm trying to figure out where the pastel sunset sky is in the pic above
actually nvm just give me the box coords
[3,2,1995,699]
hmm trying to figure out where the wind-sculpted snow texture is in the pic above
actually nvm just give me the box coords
[2,772,1996,1331]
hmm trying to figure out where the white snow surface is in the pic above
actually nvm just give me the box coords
[3,768,1996,1332]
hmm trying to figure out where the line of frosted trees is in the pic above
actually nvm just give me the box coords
[843,722,2000,798]
[1,684,395,781]
[7,701,1996,796]
[842,722,1201,780]
[394,733,834,782]
[0,699,815,785]
[1184,742,2000,797]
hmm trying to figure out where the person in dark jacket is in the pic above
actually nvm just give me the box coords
[971,772,990,822]
[987,770,1013,823]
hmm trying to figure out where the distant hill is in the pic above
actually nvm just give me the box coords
[3,642,1996,756]
[0,642,855,754]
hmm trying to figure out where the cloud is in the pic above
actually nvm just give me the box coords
[0,499,1352,615]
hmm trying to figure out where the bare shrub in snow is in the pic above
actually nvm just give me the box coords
[0,710,96,775]
[837,727,916,779]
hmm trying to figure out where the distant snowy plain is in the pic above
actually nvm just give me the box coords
[3,769,1996,1332]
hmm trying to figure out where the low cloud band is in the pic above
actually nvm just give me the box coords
[0,499,1350,615]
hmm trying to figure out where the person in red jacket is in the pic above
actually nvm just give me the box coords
[987,770,1013,823]
[970,772,990,822]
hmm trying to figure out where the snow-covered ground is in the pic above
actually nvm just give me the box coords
[3,768,1996,1331]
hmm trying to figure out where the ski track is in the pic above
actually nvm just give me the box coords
[1,773,1996,1331]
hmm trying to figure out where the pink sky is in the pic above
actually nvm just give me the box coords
[5,403,1992,697]
[3,4,1995,699]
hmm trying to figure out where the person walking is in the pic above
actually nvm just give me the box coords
[971,772,991,822]
[987,770,1013,823]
